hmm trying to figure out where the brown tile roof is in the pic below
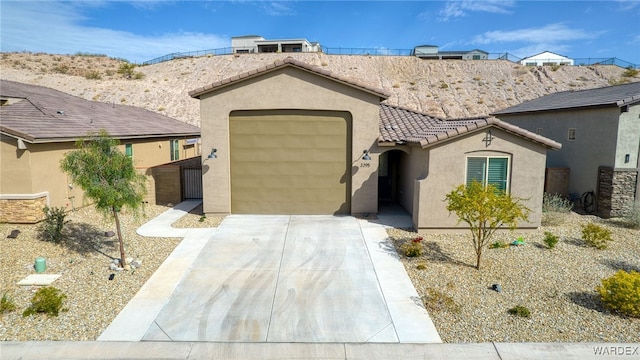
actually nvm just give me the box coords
[379,104,561,150]
[0,80,200,143]
[189,57,391,99]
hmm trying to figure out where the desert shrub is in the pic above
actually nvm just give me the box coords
[508,305,531,318]
[39,206,68,243]
[439,82,449,89]
[84,70,102,80]
[416,262,427,270]
[52,64,69,74]
[424,288,460,313]
[74,52,107,57]
[133,72,145,80]
[22,287,68,317]
[489,241,509,249]
[1,292,17,313]
[542,193,573,213]
[596,270,640,318]
[401,236,424,257]
[542,193,573,226]
[624,201,640,229]
[543,231,559,249]
[446,181,530,270]
[622,66,639,78]
[581,223,612,249]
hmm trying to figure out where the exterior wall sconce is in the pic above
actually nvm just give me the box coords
[362,150,371,161]
[207,148,217,159]
[482,130,493,147]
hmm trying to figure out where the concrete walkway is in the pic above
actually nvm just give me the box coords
[100,201,440,343]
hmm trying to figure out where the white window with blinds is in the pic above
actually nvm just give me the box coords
[466,156,510,193]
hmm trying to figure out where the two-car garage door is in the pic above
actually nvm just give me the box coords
[229,110,352,215]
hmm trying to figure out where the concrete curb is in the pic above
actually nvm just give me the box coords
[3,341,638,360]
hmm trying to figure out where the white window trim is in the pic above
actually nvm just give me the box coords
[170,139,180,161]
[465,155,511,193]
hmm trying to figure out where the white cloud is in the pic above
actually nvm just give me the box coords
[439,0,515,22]
[615,0,640,11]
[260,1,296,16]
[472,23,600,45]
[0,1,228,63]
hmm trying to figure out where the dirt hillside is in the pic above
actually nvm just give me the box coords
[1,52,638,126]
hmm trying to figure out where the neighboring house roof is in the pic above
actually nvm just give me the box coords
[520,51,571,62]
[189,57,390,99]
[438,49,488,55]
[492,81,640,115]
[379,104,561,150]
[0,80,200,143]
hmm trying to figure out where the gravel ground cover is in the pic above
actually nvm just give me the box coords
[0,204,215,341]
[2,205,638,343]
[388,212,640,343]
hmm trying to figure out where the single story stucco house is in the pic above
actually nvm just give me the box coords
[0,80,202,223]
[493,81,640,217]
[189,58,561,232]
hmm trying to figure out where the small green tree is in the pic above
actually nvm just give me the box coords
[445,181,530,270]
[61,130,146,267]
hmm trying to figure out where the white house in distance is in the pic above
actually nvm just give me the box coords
[519,51,574,66]
[412,45,488,60]
[231,35,322,54]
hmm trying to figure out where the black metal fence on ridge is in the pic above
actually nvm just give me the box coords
[140,46,639,69]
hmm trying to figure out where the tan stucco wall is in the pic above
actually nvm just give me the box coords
[496,107,620,198]
[1,135,33,194]
[117,137,200,168]
[412,127,547,232]
[197,66,382,215]
[0,136,198,223]
[616,104,640,169]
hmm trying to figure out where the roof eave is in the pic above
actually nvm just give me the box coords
[492,102,620,116]
[189,60,390,100]
[417,120,561,150]
[1,131,200,144]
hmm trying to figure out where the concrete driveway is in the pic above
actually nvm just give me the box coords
[99,203,440,343]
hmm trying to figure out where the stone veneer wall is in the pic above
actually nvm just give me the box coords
[598,166,638,218]
[0,195,48,223]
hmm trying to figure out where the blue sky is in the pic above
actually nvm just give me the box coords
[1,1,639,65]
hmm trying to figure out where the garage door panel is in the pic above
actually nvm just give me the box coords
[231,137,343,150]
[230,110,351,214]
[232,163,347,177]
[232,174,347,190]
[231,119,346,136]
[231,147,345,163]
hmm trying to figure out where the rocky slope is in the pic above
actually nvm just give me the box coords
[1,51,638,126]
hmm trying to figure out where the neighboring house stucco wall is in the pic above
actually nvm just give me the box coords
[414,128,547,232]
[616,104,640,168]
[197,66,382,215]
[496,107,621,198]
[0,136,200,223]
